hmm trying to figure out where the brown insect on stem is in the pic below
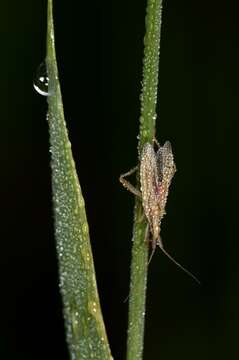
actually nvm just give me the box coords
[120,140,200,285]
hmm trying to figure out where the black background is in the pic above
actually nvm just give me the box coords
[1,0,239,359]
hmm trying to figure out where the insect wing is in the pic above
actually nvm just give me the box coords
[140,143,159,203]
[157,142,176,181]
[156,141,176,210]
[140,144,158,207]
[140,143,162,240]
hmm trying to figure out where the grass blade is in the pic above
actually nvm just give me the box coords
[46,1,112,358]
[126,1,163,359]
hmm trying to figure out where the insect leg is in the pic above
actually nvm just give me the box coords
[119,166,141,197]
[153,137,160,149]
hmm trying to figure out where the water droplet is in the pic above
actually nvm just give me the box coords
[82,223,88,234]
[33,61,49,96]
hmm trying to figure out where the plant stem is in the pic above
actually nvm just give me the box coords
[46,1,112,358]
[126,1,163,359]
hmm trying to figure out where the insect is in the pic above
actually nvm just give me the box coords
[120,139,200,284]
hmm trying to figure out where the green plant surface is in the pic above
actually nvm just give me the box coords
[46,1,112,359]
[126,1,163,359]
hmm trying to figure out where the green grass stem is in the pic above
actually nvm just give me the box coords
[46,1,112,359]
[126,1,163,359]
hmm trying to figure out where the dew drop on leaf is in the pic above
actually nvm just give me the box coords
[33,61,49,96]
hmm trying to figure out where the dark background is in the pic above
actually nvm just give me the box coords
[1,0,239,359]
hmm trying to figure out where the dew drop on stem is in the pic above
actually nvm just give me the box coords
[33,61,49,96]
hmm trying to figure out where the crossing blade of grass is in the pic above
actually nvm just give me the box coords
[46,1,112,359]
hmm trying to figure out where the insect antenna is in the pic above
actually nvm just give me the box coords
[144,224,157,265]
[159,246,200,285]
[148,245,156,265]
